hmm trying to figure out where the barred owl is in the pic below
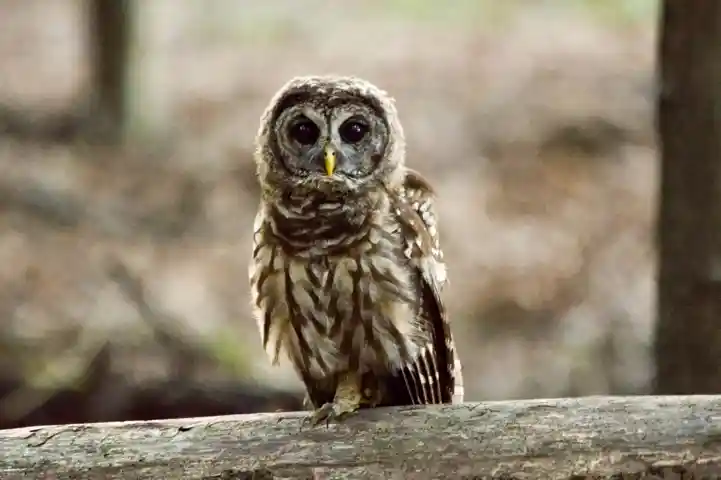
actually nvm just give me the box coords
[249,75,463,424]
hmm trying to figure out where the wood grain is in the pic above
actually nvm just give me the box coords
[1,396,721,479]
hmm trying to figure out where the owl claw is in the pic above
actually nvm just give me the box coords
[301,401,359,429]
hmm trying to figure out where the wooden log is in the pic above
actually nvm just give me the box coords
[1,396,721,479]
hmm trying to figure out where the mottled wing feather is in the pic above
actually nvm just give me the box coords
[390,168,463,405]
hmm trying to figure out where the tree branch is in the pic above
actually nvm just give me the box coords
[1,396,721,479]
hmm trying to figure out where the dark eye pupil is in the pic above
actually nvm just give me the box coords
[289,119,319,146]
[340,121,368,143]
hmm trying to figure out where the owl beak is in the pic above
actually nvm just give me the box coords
[324,146,336,176]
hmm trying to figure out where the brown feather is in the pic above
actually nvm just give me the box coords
[381,168,462,405]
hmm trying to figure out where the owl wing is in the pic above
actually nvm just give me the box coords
[388,168,463,405]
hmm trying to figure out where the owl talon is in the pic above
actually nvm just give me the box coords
[302,401,359,429]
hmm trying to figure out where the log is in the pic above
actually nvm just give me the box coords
[1,395,721,479]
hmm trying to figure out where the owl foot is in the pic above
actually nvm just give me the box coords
[302,400,359,428]
[300,371,365,429]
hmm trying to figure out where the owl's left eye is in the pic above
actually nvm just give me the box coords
[339,119,369,144]
[288,118,320,146]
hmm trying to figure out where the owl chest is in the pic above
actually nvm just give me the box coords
[297,253,419,374]
[288,249,412,334]
[254,237,421,376]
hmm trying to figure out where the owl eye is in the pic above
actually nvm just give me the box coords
[288,118,320,146]
[339,119,368,144]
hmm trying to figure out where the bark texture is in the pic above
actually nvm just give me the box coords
[1,396,721,479]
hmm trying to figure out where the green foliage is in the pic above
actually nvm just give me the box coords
[206,328,253,377]
[183,0,658,48]
[368,0,657,28]
[563,0,658,25]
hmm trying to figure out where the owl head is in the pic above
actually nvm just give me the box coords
[254,75,406,198]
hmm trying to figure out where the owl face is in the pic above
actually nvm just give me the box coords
[274,100,389,181]
[257,76,406,194]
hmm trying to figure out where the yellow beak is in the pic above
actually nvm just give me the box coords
[324,146,336,176]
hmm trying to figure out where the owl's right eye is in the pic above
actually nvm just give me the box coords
[288,118,320,146]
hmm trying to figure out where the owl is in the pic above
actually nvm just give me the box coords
[248,75,463,425]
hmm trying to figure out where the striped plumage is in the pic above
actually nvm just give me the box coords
[248,76,463,422]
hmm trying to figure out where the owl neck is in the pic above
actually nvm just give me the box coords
[266,187,385,253]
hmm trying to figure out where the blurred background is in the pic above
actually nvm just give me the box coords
[0,0,659,429]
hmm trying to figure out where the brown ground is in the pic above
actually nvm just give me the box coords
[0,0,658,427]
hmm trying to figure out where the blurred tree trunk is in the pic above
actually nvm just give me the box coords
[654,0,721,393]
[88,0,131,143]
[88,0,174,144]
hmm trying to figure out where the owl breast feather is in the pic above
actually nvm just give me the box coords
[249,216,426,379]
